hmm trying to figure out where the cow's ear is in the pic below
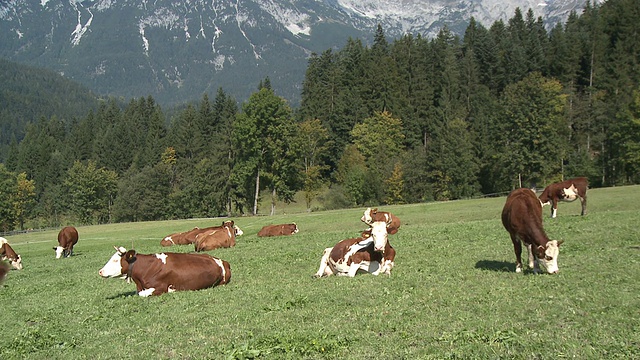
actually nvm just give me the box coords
[536,245,546,257]
[52,247,56,250]
[556,240,564,246]
[124,250,137,263]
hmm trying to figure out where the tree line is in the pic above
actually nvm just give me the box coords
[1,0,638,230]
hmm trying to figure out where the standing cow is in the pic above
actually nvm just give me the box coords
[314,220,395,278]
[257,223,299,237]
[54,226,79,259]
[361,208,401,234]
[99,246,231,297]
[502,188,563,274]
[0,237,23,270]
[538,177,588,218]
[194,221,238,252]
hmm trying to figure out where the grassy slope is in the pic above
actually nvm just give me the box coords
[1,186,639,359]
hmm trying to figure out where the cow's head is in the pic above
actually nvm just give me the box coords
[53,246,66,259]
[369,220,390,252]
[538,189,551,207]
[234,225,244,236]
[9,254,22,270]
[291,223,299,234]
[535,240,563,274]
[160,236,174,246]
[361,208,376,225]
[98,246,132,278]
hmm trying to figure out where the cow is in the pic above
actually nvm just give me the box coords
[98,246,231,297]
[53,226,78,259]
[257,223,299,237]
[0,237,23,270]
[313,220,395,278]
[194,221,238,252]
[361,208,401,235]
[502,188,564,274]
[161,221,243,246]
[538,177,588,218]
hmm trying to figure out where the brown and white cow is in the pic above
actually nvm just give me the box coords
[0,237,23,270]
[98,246,231,297]
[53,226,78,259]
[194,221,238,252]
[161,221,243,246]
[257,223,299,237]
[538,177,588,218]
[313,220,395,278]
[361,208,401,234]
[502,188,563,274]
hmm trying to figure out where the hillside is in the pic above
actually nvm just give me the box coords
[0,58,100,157]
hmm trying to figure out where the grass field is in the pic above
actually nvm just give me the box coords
[1,186,639,359]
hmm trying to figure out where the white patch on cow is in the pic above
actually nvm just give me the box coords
[562,185,579,201]
[167,285,176,293]
[155,253,168,264]
[0,237,7,244]
[163,236,175,244]
[226,227,232,238]
[139,288,155,297]
[234,226,244,236]
[342,239,373,263]
[551,207,558,218]
[54,246,65,259]
[213,257,226,282]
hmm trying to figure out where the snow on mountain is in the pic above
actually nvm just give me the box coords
[0,0,598,105]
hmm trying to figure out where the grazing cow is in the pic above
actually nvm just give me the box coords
[257,223,299,237]
[53,226,78,259]
[161,221,243,246]
[538,177,588,218]
[0,237,23,270]
[98,246,231,297]
[502,188,564,274]
[361,208,401,234]
[194,221,238,252]
[313,220,395,278]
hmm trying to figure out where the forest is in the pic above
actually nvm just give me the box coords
[0,0,638,230]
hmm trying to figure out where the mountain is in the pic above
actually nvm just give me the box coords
[0,0,598,107]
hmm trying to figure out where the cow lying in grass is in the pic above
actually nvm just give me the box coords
[161,221,243,246]
[99,246,231,296]
[314,220,395,278]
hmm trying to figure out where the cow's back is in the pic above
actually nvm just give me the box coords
[502,188,546,243]
[58,226,79,248]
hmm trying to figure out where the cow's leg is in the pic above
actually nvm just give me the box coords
[551,199,558,218]
[313,248,333,278]
[512,235,523,273]
[526,244,535,270]
[580,196,587,216]
[347,262,362,277]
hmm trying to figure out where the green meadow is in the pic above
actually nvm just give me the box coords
[1,186,639,359]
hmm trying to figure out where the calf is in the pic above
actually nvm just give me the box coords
[502,188,563,274]
[0,237,23,270]
[314,221,395,278]
[361,208,401,234]
[98,246,231,297]
[538,177,588,218]
[257,223,299,237]
[161,221,243,246]
[54,226,78,259]
[194,221,238,252]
